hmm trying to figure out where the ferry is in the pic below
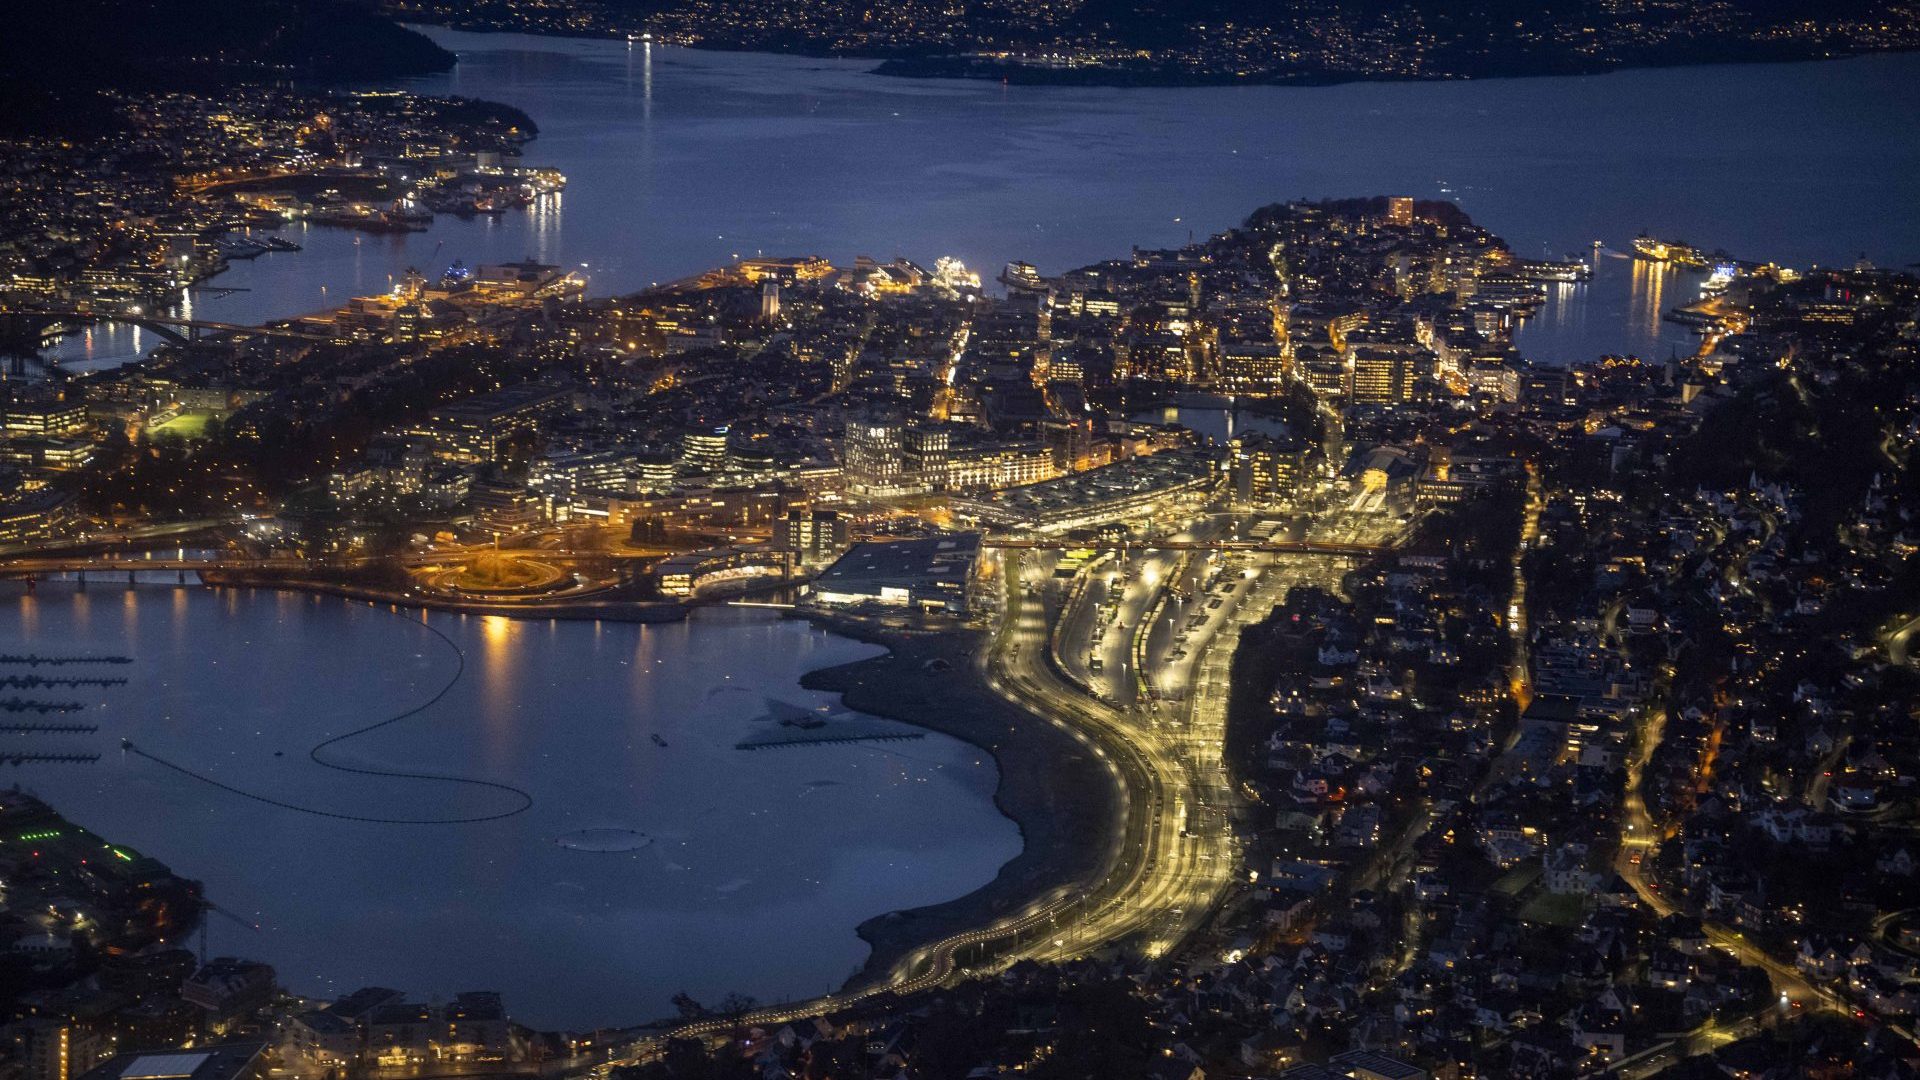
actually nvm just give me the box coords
[627,31,653,43]
[1632,232,1710,268]
[1511,258,1593,283]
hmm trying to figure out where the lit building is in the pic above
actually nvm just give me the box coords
[842,419,913,496]
[0,490,75,546]
[1218,341,1288,390]
[943,441,1057,490]
[411,385,569,464]
[1,437,93,471]
[4,399,88,439]
[777,509,850,566]
[956,450,1218,533]
[678,427,731,475]
[807,533,980,613]
[1230,433,1314,507]
[1349,345,1424,405]
[1293,344,1350,401]
[78,1047,266,1080]
[735,256,834,284]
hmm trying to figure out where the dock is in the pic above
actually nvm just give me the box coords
[0,654,134,666]
[0,699,85,715]
[0,721,97,734]
[0,675,128,689]
[735,732,927,751]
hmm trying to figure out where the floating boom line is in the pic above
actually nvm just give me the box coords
[122,613,531,825]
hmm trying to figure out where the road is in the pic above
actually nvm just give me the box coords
[605,537,1241,1061]
[1614,681,1836,1016]
[581,500,1423,1069]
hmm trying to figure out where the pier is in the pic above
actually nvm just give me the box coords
[0,699,86,715]
[0,675,128,689]
[0,721,97,734]
[0,654,134,666]
[735,732,927,751]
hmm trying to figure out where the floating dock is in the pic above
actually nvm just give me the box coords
[735,732,926,751]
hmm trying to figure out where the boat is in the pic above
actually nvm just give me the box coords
[1512,258,1592,283]
[1632,232,1710,268]
[627,31,653,42]
[651,733,667,747]
[307,204,431,233]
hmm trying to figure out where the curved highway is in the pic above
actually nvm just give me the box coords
[614,543,1245,1059]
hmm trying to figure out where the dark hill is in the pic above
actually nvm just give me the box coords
[0,0,456,133]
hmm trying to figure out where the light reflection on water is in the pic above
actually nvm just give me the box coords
[42,34,1920,370]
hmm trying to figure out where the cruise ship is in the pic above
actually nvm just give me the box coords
[1631,232,1710,268]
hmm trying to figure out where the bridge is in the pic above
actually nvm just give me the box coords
[1,305,333,354]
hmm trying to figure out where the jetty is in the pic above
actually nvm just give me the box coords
[0,699,86,715]
[735,732,926,751]
[0,654,134,666]
[0,721,97,734]
[0,675,128,689]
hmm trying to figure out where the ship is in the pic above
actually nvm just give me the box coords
[999,260,1048,293]
[1631,232,1710,268]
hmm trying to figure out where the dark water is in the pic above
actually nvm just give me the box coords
[52,34,1920,368]
[0,588,1019,1028]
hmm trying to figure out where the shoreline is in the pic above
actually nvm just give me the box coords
[2,577,1090,1028]
[406,21,1919,91]
[189,572,1104,994]
[196,569,689,622]
[795,614,1123,989]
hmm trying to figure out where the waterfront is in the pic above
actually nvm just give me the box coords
[49,33,1920,369]
[0,586,1020,1028]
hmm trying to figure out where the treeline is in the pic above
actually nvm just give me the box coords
[0,0,455,135]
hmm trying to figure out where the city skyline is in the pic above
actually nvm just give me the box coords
[1,5,1918,1080]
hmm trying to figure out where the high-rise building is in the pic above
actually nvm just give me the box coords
[904,425,951,480]
[679,426,730,474]
[778,509,851,565]
[1349,345,1423,405]
[1230,433,1314,507]
[842,419,909,495]
[759,280,781,323]
[1386,196,1415,226]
